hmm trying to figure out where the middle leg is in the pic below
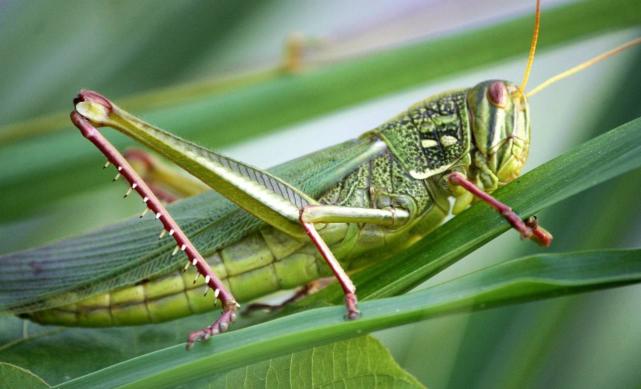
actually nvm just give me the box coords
[242,277,334,315]
[300,205,410,319]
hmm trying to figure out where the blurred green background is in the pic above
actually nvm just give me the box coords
[1,0,640,387]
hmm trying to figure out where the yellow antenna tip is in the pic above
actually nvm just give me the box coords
[527,36,641,98]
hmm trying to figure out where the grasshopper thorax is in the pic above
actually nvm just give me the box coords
[466,80,530,191]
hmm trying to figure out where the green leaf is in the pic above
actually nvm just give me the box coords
[57,249,641,388]
[205,336,424,389]
[0,362,49,389]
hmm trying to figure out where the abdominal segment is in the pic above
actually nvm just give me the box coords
[26,227,331,327]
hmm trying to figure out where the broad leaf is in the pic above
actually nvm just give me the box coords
[0,362,49,389]
[206,336,424,389]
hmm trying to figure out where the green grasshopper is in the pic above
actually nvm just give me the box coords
[61,72,553,347]
[3,2,636,349]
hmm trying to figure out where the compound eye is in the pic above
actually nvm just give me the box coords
[488,81,508,108]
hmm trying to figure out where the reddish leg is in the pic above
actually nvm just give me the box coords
[71,92,238,349]
[300,211,360,319]
[448,172,552,246]
[243,278,334,315]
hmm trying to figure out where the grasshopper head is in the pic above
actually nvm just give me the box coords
[466,80,530,189]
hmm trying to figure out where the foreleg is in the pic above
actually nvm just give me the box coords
[448,172,552,246]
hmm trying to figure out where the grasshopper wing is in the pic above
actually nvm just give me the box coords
[0,138,382,314]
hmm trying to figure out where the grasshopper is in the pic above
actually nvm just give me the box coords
[2,1,637,349]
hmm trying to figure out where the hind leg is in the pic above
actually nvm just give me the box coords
[243,277,334,315]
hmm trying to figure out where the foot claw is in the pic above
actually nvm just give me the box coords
[185,304,238,350]
[345,309,361,320]
[525,216,553,247]
[344,293,360,320]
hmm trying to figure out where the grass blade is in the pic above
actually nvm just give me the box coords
[57,248,641,388]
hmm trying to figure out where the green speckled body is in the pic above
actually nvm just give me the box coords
[29,147,451,326]
[27,81,530,326]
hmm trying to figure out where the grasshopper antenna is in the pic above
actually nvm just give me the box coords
[527,36,641,97]
[520,0,541,93]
